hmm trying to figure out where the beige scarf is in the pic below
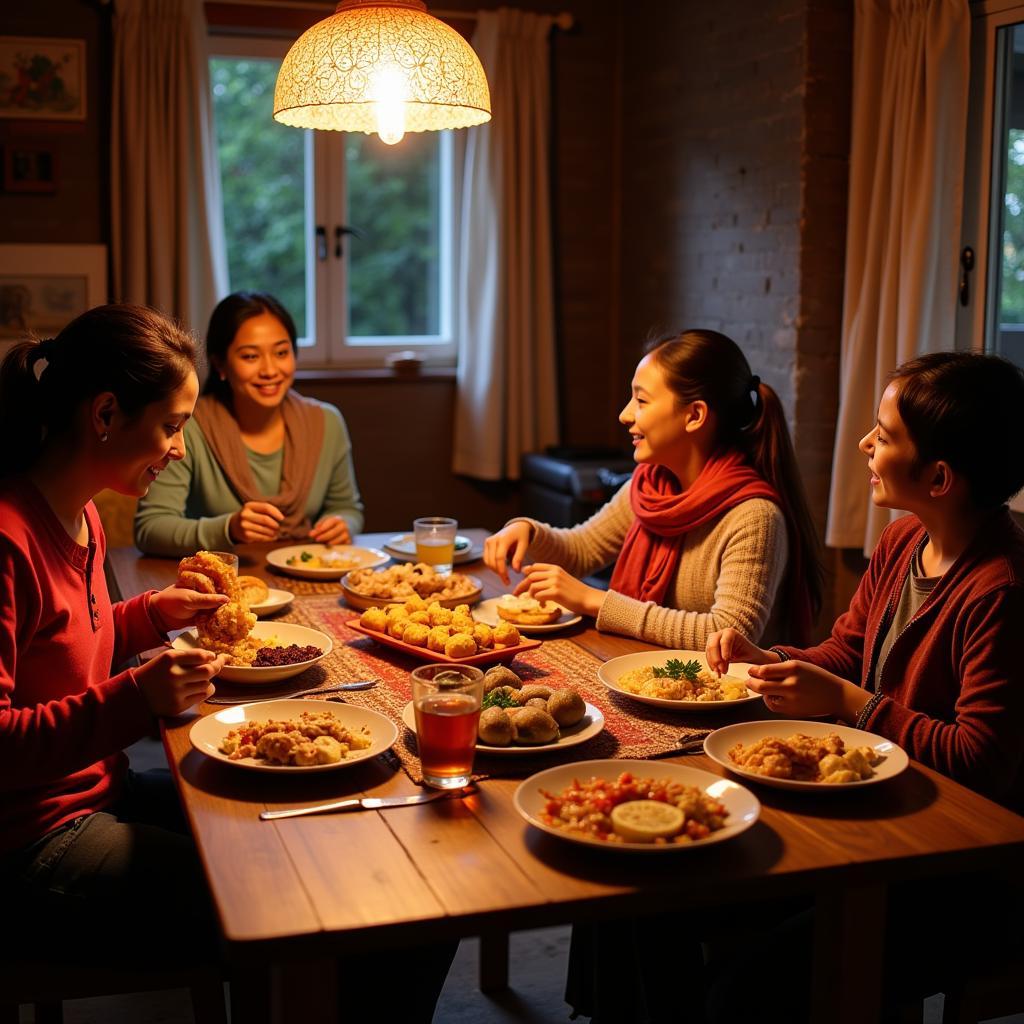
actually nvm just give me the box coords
[193,391,325,538]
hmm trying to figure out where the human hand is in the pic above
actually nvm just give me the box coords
[309,515,351,545]
[483,522,533,584]
[134,648,227,716]
[150,586,229,633]
[229,501,285,543]
[745,659,866,721]
[513,563,606,618]
[705,628,777,675]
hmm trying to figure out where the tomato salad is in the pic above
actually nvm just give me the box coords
[539,771,729,844]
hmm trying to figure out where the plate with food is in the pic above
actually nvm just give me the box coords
[266,544,389,580]
[236,575,294,617]
[474,596,583,634]
[384,532,482,565]
[341,564,483,610]
[172,621,332,684]
[189,698,398,773]
[597,650,761,711]
[401,667,604,755]
[347,618,541,666]
[514,759,760,851]
[703,720,909,791]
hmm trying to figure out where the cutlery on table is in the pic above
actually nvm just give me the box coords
[205,680,378,706]
[260,786,475,821]
[650,734,709,759]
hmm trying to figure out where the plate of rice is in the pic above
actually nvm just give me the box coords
[597,649,762,712]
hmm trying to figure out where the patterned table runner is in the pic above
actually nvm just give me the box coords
[212,594,716,784]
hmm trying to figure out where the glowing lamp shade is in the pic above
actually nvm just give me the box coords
[273,0,491,145]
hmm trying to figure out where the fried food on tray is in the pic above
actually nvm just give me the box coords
[345,562,478,602]
[496,594,562,625]
[728,733,882,783]
[176,550,258,664]
[218,710,371,766]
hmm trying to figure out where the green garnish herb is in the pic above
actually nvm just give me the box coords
[482,689,519,710]
[652,658,702,681]
[300,551,313,562]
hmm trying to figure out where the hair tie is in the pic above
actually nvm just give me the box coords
[749,374,761,392]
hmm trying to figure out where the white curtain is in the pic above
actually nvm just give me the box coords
[111,0,227,335]
[452,8,559,480]
[826,0,969,554]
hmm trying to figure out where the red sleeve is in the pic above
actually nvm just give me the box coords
[111,590,166,666]
[864,587,1024,803]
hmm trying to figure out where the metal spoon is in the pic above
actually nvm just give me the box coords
[205,680,378,705]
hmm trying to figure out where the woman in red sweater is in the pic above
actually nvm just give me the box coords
[0,304,231,963]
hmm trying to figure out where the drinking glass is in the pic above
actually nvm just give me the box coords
[411,664,484,789]
[208,551,239,578]
[413,516,458,576]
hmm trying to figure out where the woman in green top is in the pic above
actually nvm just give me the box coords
[134,292,364,557]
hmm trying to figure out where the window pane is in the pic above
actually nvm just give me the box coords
[345,132,442,339]
[992,24,1024,368]
[210,57,309,338]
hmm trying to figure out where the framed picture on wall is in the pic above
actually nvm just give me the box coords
[0,37,86,121]
[0,244,107,361]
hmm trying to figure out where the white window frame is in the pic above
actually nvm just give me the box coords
[959,0,1024,511]
[207,32,459,369]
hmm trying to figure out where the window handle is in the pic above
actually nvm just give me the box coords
[316,226,327,262]
[959,246,974,307]
[335,224,364,258]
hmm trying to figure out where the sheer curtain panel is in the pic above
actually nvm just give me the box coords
[452,8,559,480]
[826,0,969,554]
[111,0,227,334]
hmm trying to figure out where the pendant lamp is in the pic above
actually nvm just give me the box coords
[273,0,491,145]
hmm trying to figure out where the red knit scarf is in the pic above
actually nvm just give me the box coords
[609,451,780,607]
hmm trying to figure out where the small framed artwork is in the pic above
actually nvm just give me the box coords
[0,245,107,363]
[2,146,57,193]
[0,37,86,121]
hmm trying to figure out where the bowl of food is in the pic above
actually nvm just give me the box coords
[341,563,482,610]
[266,544,389,580]
[171,621,332,684]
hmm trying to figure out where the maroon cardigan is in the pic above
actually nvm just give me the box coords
[776,510,1024,809]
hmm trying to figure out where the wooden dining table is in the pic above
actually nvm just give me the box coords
[106,532,1024,1024]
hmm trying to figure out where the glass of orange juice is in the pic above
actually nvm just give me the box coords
[413,516,458,575]
[411,664,484,788]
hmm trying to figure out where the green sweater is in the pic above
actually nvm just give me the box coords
[133,399,364,557]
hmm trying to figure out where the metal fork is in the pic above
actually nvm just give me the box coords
[205,680,377,706]
[650,734,710,759]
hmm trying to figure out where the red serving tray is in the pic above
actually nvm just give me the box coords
[345,618,542,666]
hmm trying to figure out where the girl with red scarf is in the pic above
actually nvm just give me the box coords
[485,329,823,646]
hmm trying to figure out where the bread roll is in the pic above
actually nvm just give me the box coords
[478,707,513,746]
[511,707,559,745]
[547,689,586,727]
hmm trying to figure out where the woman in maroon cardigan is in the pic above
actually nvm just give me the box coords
[700,351,1024,1021]
[708,351,1024,810]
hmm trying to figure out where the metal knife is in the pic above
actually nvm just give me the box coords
[260,786,473,821]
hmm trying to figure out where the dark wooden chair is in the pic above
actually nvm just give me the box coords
[940,959,1024,1024]
[0,960,226,1024]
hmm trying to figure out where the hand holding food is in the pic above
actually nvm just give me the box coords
[135,648,227,716]
[229,500,285,543]
[705,627,776,676]
[309,515,351,545]
[483,521,533,584]
[745,659,867,721]
[149,585,229,632]
[513,563,606,618]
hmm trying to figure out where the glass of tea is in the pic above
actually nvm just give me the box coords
[413,516,458,576]
[207,551,239,578]
[411,664,484,789]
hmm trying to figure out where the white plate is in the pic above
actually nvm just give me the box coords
[514,759,760,852]
[171,622,332,684]
[266,544,389,579]
[384,533,481,564]
[401,700,605,756]
[703,719,910,790]
[597,649,762,712]
[189,699,398,773]
[248,587,295,617]
[473,597,583,634]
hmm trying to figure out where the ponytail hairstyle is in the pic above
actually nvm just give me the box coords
[203,291,297,403]
[0,304,197,479]
[645,329,825,633]
[888,351,1024,510]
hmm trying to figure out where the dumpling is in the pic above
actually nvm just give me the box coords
[483,665,522,693]
[478,707,513,746]
[547,689,586,726]
[511,707,559,745]
[444,633,477,659]
[518,683,554,704]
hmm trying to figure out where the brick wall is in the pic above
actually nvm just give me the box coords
[617,0,855,632]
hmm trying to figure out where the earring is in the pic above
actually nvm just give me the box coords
[219,374,227,381]
[100,432,109,443]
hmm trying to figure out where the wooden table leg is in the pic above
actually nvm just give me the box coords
[272,959,337,1024]
[479,930,511,992]
[811,883,887,1024]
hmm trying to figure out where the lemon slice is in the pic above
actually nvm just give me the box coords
[610,799,685,842]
